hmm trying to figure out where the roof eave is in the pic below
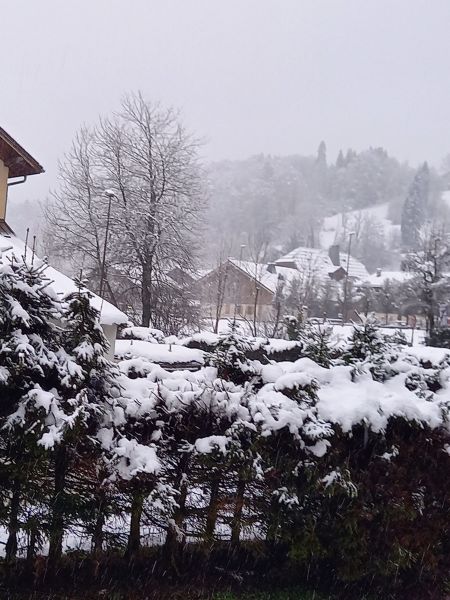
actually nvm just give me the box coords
[0,127,44,178]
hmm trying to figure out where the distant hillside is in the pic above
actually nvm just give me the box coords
[205,146,414,266]
[319,202,399,250]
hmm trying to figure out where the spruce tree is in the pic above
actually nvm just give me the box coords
[316,140,327,170]
[401,163,429,249]
[300,322,332,367]
[46,279,117,572]
[336,149,345,169]
[206,322,257,385]
[0,254,62,561]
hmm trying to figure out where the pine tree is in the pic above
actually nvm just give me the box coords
[46,279,117,572]
[343,316,386,363]
[316,141,327,170]
[300,322,332,367]
[401,163,429,249]
[206,322,257,385]
[0,253,62,562]
[336,149,345,169]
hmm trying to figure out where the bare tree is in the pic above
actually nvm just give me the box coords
[46,93,205,330]
[403,226,450,335]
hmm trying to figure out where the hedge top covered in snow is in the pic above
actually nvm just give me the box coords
[112,326,450,455]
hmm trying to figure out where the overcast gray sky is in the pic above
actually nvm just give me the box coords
[3,0,450,204]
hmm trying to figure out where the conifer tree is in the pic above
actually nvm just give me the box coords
[401,163,429,249]
[316,140,327,170]
[0,253,62,561]
[336,149,346,169]
[206,322,257,385]
[300,322,333,367]
[46,279,117,572]
[343,316,385,363]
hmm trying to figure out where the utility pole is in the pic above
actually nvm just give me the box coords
[343,231,355,323]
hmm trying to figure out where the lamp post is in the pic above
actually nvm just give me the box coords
[99,189,115,299]
[343,231,355,322]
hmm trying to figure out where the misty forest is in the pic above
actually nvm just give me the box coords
[4,2,450,600]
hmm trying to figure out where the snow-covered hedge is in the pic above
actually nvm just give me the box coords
[1,254,450,597]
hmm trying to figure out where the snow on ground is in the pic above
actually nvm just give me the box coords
[115,339,204,364]
[319,202,399,249]
[329,324,426,347]
[316,364,443,433]
[406,344,450,363]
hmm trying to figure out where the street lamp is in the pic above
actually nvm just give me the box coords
[99,189,115,299]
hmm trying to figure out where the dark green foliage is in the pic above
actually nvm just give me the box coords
[206,322,258,385]
[299,323,333,367]
[427,327,450,348]
[1,267,450,600]
[343,317,386,363]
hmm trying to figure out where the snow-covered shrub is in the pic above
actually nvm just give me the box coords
[205,323,260,385]
[1,280,450,596]
[120,326,165,344]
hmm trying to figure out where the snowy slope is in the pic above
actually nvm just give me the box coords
[320,203,399,249]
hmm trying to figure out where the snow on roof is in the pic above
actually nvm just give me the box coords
[192,268,213,281]
[45,265,128,326]
[364,270,414,287]
[338,253,370,280]
[276,246,369,282]
[277,246,331,271]
[228,258,292,293]
[0,233,127,326]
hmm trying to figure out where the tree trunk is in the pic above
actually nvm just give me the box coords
[205,478,220,543]
[164,456,189,571]
[141,261,153,327]
[230,476,246,547]
[26,522,39,574]
[92,493,105,557]
[47,445,68,579]
[5,477,21,561]
[164,483,188,572]
[125,491,144,560]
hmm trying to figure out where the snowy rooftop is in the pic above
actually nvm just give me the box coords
[0,233,128,326]
[338,252,370,281]
[364,270,414,287]
[275,246,369,282]
[228,258,299,293]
